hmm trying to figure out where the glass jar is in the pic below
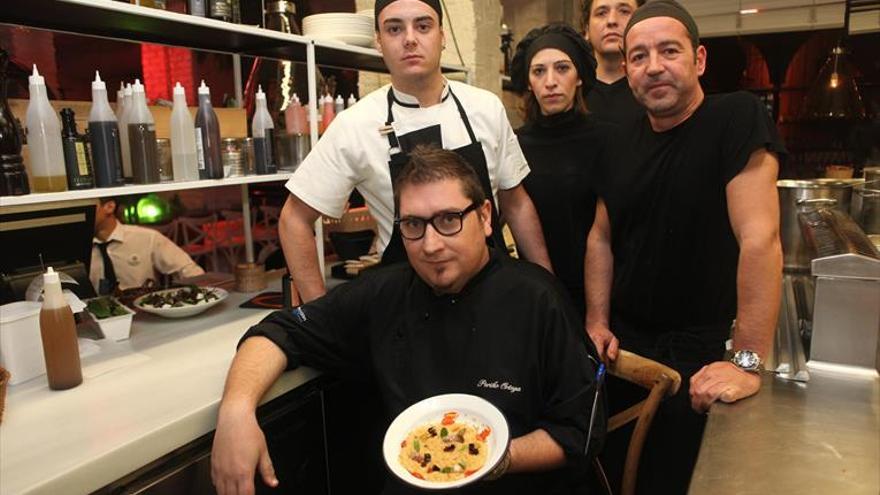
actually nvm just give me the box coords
[156,138,173,182]
[221,138,244,177]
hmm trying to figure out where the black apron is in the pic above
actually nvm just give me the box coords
[380,87,507,264]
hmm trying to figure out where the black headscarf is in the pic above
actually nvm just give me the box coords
[510,23,596,97]
[623,0,700,51]
[374,0,443,30]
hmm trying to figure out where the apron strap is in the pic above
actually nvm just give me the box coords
[449,90,478,144]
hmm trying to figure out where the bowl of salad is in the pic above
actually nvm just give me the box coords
[133,286,228,319]
[85,296,136,340]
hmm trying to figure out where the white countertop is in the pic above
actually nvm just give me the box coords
[0,285,321,495]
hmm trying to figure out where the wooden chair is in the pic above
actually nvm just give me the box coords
[177,214,220,272]
[596,349,682,495]
[253,205,281,265]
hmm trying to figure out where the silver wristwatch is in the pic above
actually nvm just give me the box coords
[731,350,763,373]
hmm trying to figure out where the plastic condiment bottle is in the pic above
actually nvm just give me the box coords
[194,80,223,179]
[26,65,67,192]
[127,79,160,184]
[60,108,95,190]
[284,93,305,135]
[320,94,335,133]
[115,82,125,121]
[89,71,125,188]
[252,85,277,175]
[347,93,357,108]
[170,82,199,181]
[39,266,83,390]
[118,83,134,180]
[334,94,345,115]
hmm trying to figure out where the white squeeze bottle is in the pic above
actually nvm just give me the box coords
[26,65,67,192]
[170,82,199,181]
[118,83,134,180]
[347,93,357,108]
[334,94,344,115]
[252,85,277,175]
[115,82,125,121]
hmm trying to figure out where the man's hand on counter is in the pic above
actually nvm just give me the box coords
[689,361,761,413]
[211,404,278,495]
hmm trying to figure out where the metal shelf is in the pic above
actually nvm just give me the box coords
[0,0,467,74]
[0,173,292,208]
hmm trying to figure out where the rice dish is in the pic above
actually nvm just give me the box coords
[398,411,491,482]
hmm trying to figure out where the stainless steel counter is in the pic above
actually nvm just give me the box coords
[689,370,880,494]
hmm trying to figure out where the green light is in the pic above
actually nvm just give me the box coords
[135,194,170,224]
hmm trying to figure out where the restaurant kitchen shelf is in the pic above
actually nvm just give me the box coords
[0,173,292,208]
[0,0,468,74]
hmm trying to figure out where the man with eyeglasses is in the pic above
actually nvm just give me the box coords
[212,146,602,495]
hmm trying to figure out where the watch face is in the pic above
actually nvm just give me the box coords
[734,351,760,369]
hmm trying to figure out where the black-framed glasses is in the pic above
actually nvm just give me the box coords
[395,203,480,241]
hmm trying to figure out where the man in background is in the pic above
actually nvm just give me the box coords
[90,197,204,294]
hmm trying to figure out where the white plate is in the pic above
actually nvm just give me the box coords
[133,287,228,319]
[308,33,375,47]
[383,393,510,490]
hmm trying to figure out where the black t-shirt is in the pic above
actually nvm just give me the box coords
[596,91,786,334]
[586,77,644,128]
[517,110,615,316]
[243,251,601,495]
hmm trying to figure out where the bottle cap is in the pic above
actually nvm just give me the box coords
[44,266,59,284]
[256,84,266,101]
[92,70,106,91]
[347,94,357,107]
[198,80,210,95]
[124,83,133,96]
[29,64,44,86]
[335,95,344,104]
[173,81,186,96]
[292,93,301,105]
[132,79,145,93]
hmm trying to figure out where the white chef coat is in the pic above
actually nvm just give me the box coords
[285,80,530,254]
[90,223,205,292]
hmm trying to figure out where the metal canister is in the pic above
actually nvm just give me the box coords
[777,178,865,271]
[156,138,173,182]
[221,138,244,177]
[242,137,255,175]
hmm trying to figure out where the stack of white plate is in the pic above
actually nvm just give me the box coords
[302,13,374,47]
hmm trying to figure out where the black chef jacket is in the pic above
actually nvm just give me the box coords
[242,250,602,495]
[518,109,615,317]
[586,77,644,128]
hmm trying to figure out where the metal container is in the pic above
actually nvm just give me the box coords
[864,166,880,187]
[156,138,173,182]
[242,137,255,175]
[777,179,865,271]
[851,186,880,235]
[221,138,244,177]
[274,133,310,172]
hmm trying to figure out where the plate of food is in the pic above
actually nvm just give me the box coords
[133,286,228,318]
[383,394,509,490]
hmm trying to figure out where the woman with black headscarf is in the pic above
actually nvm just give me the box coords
[511,23,615,318]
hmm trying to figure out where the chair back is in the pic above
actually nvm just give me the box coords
[177,214,219,271]
[597,350,682,495]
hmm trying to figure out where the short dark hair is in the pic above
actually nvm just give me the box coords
[393,145,486,213]
[580,0,645,32]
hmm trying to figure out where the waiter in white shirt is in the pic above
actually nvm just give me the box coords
[279,0,552,303]
[90,197,204,294]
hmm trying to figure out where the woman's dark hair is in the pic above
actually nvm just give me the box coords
[510,23,596,122]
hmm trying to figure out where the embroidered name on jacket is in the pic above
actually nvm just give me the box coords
[476,379,522,394]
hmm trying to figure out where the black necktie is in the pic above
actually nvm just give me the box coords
[97,241,118,295]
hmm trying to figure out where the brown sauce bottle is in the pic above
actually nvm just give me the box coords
[39,267,83,390]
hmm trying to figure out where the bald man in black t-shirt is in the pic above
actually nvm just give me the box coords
[585,1,785,492]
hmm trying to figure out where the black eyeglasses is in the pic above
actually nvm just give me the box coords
[395,203,480,241]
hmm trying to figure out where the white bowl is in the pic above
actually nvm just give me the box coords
[133,287,228,319]
[383,393,510,490]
